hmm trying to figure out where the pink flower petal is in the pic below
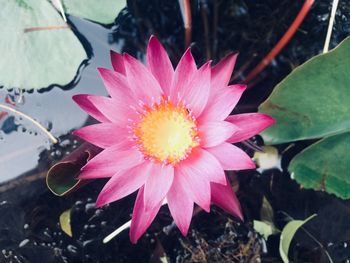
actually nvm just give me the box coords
[170,48,197,101]
[130,186,163,244]
[184,148,227,185]
[144,163,174,211]
[147,36,174,95]
[97,68,135,105]
[206,143,255,170]
[181,62,211,117]
[211,53,238,89]
[87,95,134,126]
[73,123,128,149]
[123,53,163,105]
[211,176,243,220]
[199,84,246,122]
[226,113,275,143]
[167,172,194,235]
[95,162,151,207]
[79,146,144,179]
[72,94,110,123]
[110,50,126,75]
[199,121,238,148]
[175,164,211,212]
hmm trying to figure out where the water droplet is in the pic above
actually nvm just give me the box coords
[43,229,52,238]
[55,150,62,158]
[0,201,7,206]
[60,139,71,147]
[82,239,94,248]
[18,239,30,248]
[317,13,329,22]
[85,202,96,213]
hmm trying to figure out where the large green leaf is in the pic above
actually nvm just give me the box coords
[62,0,126,24]
[0,0,86,90]
[289,132,350,199]
[259,37,350,144]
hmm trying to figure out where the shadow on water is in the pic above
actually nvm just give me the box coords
[1,0,350,262]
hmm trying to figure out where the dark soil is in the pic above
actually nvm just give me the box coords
[1,0,350,262]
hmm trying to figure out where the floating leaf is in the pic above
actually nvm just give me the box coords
[61,0,127,24]
[289,132,350,199]
[259,37,350,144]
[279,214,317,263]
[1,0,87,90]
[59,209,72,237]
[258,37,350,197]
[253,220,279,240]
[46,143,101,196]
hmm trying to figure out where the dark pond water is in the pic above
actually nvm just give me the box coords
[1,0,350,262]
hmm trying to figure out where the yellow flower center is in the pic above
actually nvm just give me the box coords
[134,98,199,165]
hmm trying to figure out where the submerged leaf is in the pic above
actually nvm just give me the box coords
[253,146,281,171]
[254,197,279,240]
[279,214,317,263]
[0,0,87,90]
[259,37,350,144]
[46,143,101,196]
[59,209,72,237]
[253,220,279,240]
[260,196,274,223]
[289,132,350,199]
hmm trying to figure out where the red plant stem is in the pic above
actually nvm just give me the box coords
[182,0,192,47]
[244,0,315,84]
[24,25,69,33]
[0,111,7,120]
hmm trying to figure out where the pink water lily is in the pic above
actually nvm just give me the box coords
[73,36,274,243]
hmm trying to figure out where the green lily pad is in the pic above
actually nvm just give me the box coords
[61,0,126,24]
[258,37,350,198]
[259,37,350,144]
[1,0,87,90]
[279,214,317,263]
[289,132,350,199]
